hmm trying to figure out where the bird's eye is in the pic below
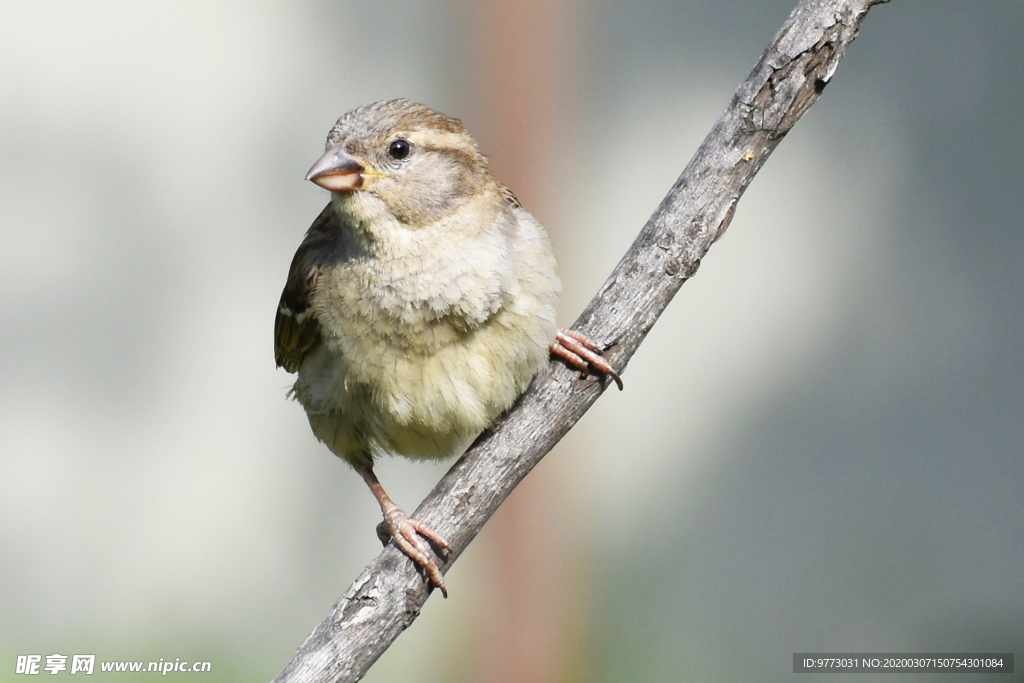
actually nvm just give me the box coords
[387,138,411,160]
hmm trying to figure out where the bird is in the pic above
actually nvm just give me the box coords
[275,99,621,597]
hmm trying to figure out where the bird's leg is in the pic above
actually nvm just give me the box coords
[357,465,450,597]
[551,329,623,390]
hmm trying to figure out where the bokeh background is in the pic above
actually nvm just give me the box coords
[2,1,1022,681]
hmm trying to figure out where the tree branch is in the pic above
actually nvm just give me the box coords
[273,0,888,680]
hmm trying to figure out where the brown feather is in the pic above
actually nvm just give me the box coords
[499,184,521,209]
[274,203,338,372]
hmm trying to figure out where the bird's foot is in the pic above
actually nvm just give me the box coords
[551,329,623,390]
[376,508,450,597]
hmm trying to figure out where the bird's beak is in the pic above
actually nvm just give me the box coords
[305,143,375,192]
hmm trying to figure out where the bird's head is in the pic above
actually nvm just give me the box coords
[306,99,500,229]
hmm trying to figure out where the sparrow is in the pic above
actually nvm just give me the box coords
[275,99,621,597]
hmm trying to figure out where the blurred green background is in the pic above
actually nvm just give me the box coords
[2,1,1022,681]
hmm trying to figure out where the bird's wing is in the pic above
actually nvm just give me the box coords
[499,184,522,209]
[274,203,338,373]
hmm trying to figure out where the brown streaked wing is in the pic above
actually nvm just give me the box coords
[274,203,338,372]
[498,184,521,210]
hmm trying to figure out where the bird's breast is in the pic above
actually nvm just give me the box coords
[295,203,559,461]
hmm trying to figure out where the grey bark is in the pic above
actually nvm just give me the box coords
[273,0,889,680]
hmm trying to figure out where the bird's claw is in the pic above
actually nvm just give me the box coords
[551,329,623,390]
[378,507,450,597]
